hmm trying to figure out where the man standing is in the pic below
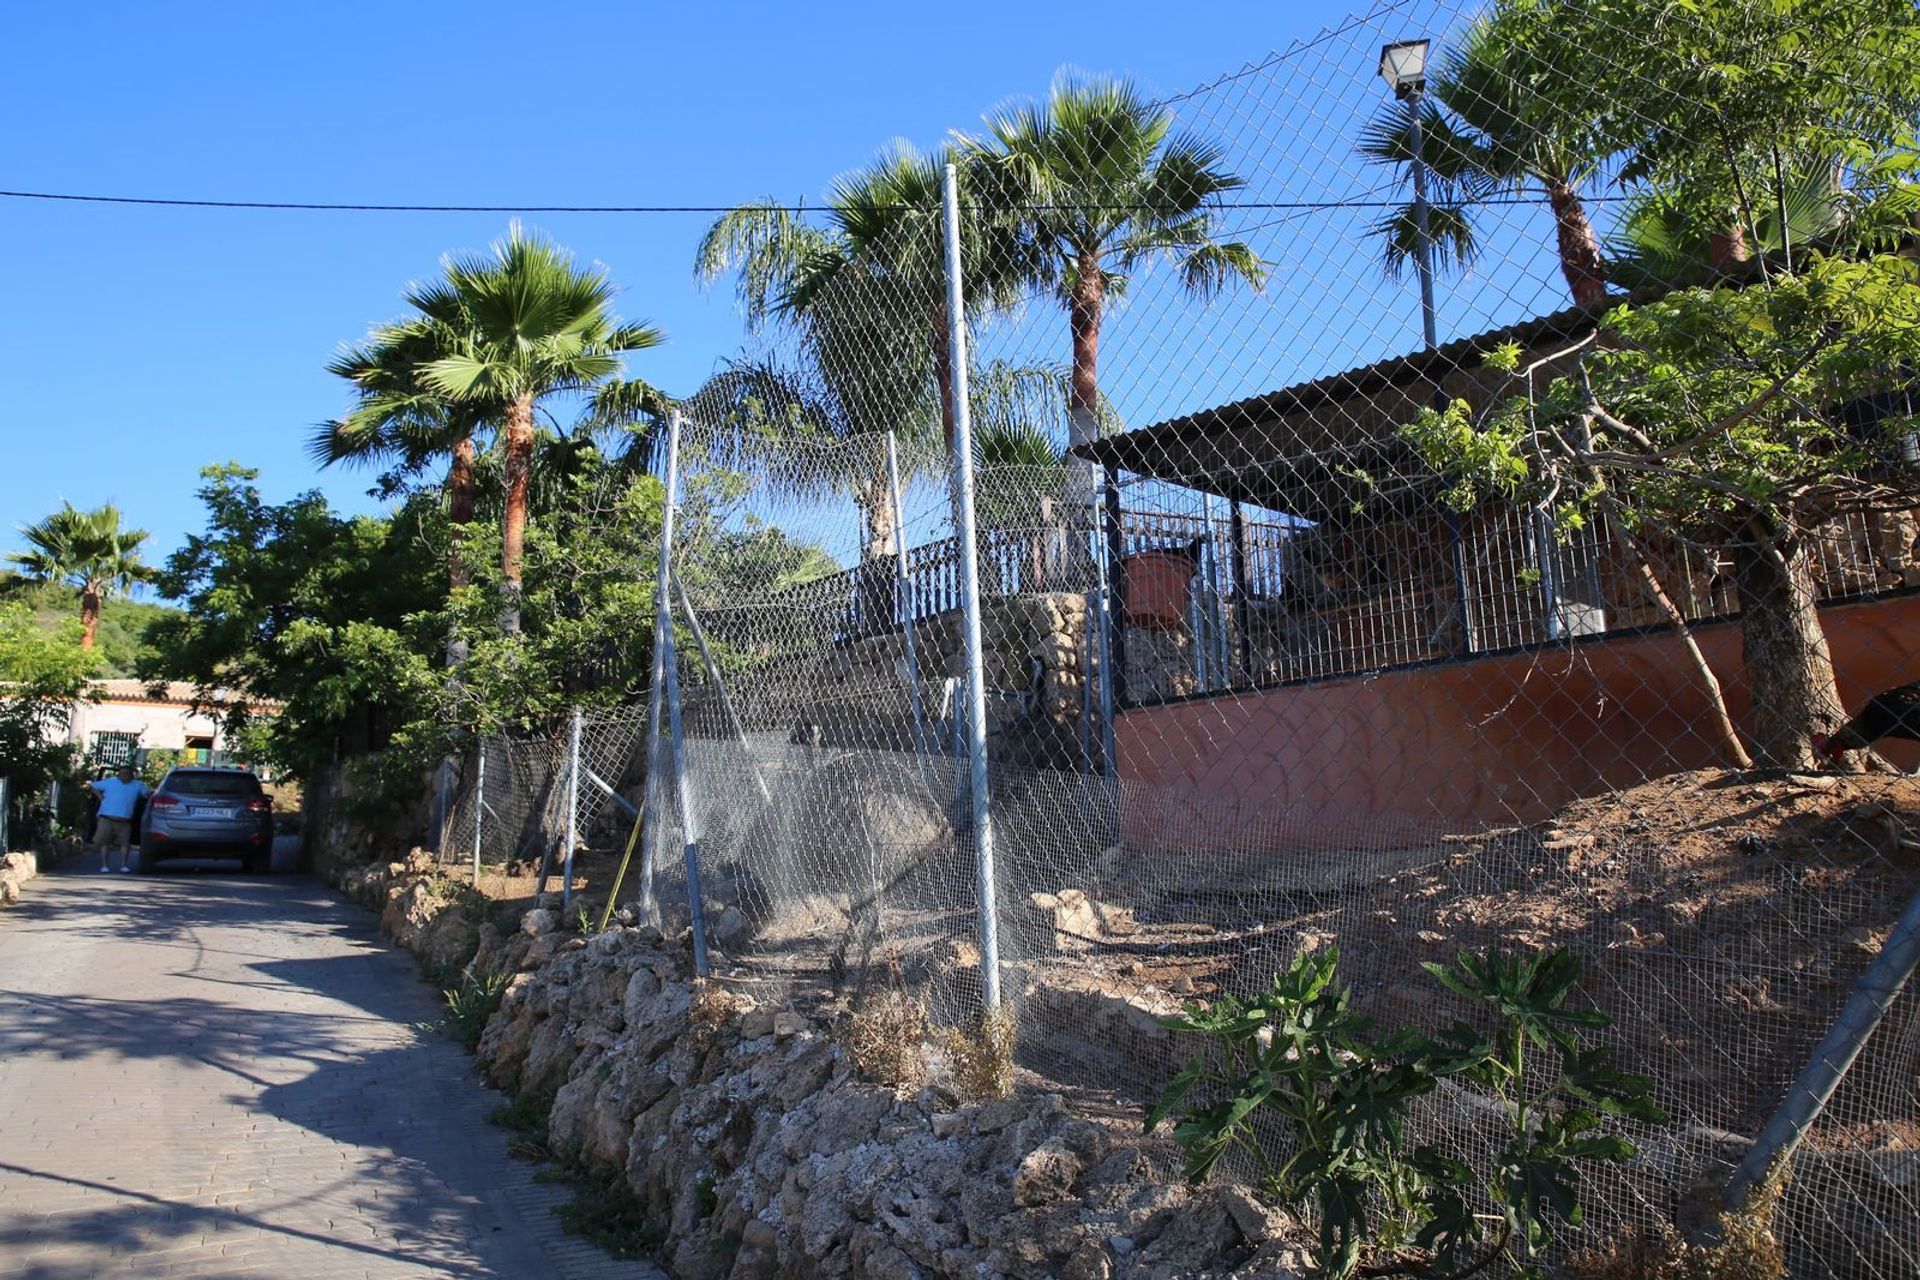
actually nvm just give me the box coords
[87,764,150,873]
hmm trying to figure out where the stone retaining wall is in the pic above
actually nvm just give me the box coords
[333,853,1309,1280]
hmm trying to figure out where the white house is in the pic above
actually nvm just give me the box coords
[66,680,263,768]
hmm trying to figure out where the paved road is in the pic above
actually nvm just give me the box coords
[0,862,665,1279]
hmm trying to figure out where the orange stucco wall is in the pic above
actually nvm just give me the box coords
[1115,594,1920,853]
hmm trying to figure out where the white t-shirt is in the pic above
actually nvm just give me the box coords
[89,777,151,820]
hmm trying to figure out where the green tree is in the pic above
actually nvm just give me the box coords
[965,73,1265,494]
[143,464,444,782]
[8,502,155,650]
[1403,254,1920,767]
[0,601,97,835]
[1357,6,1614,305]
[378,223,665,632]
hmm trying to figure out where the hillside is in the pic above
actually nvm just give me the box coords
[0,573,176,677]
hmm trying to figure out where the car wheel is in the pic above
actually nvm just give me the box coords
[244,853,268,875]
[132,845,155,874]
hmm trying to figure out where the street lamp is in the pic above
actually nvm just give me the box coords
[1380,39,1437,352]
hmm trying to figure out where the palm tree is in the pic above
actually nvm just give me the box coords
[964,73,1266,496]
[401,223,665,632]
[1357,13,1613,305]
[313,325,493,661]
[9,502,154,649]
[695,143,1043,562]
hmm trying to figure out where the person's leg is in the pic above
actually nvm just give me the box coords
[94,814,112,871]
[103,819,130,872]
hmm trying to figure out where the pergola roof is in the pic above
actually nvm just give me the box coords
[1070,297,1616,520]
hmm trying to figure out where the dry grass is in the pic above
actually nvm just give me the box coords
[842,989,930,1090]
[688,979,749,1050]
[1565,1186,1786,1280]
[943,1005,1016,1101]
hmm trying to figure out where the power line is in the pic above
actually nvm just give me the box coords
[0,187,1618,215]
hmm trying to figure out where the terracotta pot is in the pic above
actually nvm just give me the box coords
[1124,550,1197,630]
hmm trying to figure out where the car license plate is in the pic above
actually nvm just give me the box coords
[195,807,235,820]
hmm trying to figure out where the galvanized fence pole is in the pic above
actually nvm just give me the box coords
[941,161,1003,1013]
[0,776,9,853]
[471,742,485,886]
[662,619,711,978]
[1091,478,1119,781]
[1725,881,1920,1211]
[562,706,582,913]
[636,409,684,925]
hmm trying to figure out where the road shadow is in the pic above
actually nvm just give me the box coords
[0,876,533,1277]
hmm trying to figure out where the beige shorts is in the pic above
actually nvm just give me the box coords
[95,817,134,851]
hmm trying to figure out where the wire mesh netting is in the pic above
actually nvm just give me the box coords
[445,1,1920,1272]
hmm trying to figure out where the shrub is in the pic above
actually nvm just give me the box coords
[1150,946,1665,1279]
[843,988,930,1090]
[943,1005,1016,1101]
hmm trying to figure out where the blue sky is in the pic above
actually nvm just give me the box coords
[0,0,1576,573]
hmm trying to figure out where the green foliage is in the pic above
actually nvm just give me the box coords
[1151,947,1662,1279]
[0,601,98,819]
[0,575,172,677]
[442,969,511,1051]
[143,464,444,789]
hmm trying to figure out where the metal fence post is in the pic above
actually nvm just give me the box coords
[636,409,684,925]
[0,776,9,852]
[942,160,1003,1013]
[471,742,485,886]
[1091,479,1119,781]
[1725,881,1920,1211]
[562,707,582,913]
[662,619,711,979]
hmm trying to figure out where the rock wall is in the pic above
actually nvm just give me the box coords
[334,854,1309,1280]
[0,850,45,907]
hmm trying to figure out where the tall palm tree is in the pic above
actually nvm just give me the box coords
[402,223,665,632]
[1357,12,1613,305]
[9,502,154,649]
[313,325,493,661]
[695,143,1045,562]
[964,73,1266,494]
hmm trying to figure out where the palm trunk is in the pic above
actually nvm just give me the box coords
[931,304,957,451]
[79,587,101,650]
[501,396,536,636]
[1547,181,1607,307]
[1709,224,1751,273]
[446,436,477,664]
[1066,252,1104,511]
[1731,519,1842,769]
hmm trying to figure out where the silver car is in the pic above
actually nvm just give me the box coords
[135,767,275,873]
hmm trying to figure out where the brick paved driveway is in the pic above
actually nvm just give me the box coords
[0,864,664,1279]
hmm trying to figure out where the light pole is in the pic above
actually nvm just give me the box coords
[1382,39,1471,653]
[1380,39,1437,352]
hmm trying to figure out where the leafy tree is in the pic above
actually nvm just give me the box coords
[1402,254,1920,767]
[1591,0,1920,260]
[965,73,1265,495]
[142,464,444,782]
[1357,5,1613,304]
[8,502,156,649]
[0,601,97,837]
[368,223,665,633]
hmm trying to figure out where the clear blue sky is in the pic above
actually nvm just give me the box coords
[1,0,1572,572]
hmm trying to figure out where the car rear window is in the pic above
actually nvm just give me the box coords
[163,772,263,798]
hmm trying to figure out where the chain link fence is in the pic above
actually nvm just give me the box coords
[440,1,1920,1271]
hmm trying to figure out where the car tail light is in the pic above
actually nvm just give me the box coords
[245,799,270,812]
[150,794,179,809]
